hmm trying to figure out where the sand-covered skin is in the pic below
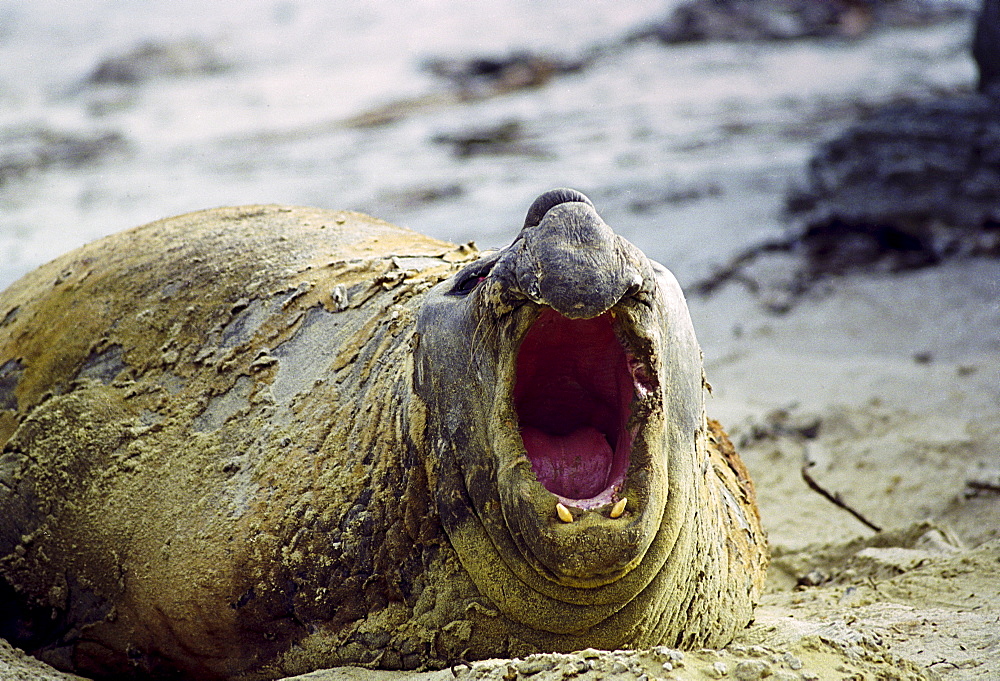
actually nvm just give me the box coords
[3,259,997,680]
[0,197,766,678]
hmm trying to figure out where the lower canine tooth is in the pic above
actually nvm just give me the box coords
[556,502,573,523]
[610,498,627,518]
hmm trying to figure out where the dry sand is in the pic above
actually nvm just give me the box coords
[2,256,997,681]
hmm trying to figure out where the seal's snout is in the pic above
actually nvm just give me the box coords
[515,189,643,319]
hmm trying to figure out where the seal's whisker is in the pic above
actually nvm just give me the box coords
[467,304,499,373]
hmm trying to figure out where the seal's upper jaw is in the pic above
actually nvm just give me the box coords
[514,308,653,509]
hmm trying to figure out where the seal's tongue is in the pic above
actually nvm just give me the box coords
[514,308,633,504]
[520,426,613,498]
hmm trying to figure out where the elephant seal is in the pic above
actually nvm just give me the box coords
[0,190,767,680]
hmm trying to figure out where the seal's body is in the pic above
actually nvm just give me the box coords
[0,191,766,680]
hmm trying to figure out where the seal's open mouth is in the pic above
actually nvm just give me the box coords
[514,308,637,509]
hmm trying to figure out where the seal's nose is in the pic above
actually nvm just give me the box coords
[515,189,643,319]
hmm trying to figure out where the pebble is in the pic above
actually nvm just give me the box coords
[515,657,553,675]
[782,652,803,670]
[705,660,729,678]
[331,284,349,311]
[734,659,771,681]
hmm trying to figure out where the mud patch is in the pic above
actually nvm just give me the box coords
[87,38,229,86]
[270,304,359,406]
[633,0,972,44]
[220,298,274,350]
[0,359,24,411]
[194,374,253,432]
[76,345,125,385]
[0,125,128,187]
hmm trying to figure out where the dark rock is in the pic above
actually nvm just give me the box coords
[736,408,822,448]
[88,38,228,85]
[422,52,587,98]
[633,0,971,44]
[973,0,1000,94]
[431,120,546,158]
[0,126,128,186]
[693,76,1000,309]
[626,182,724,213]
[796,568,830,587]
[344,53,588,129]
[379,184,465,209]
[639,0,851,42]
[786,95,1000,274]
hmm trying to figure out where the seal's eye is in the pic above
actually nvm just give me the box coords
[450,259,496,296]
[454,274,485,295]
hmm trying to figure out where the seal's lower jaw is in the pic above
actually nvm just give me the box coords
[495,306,664,586]
[515,309,634,509]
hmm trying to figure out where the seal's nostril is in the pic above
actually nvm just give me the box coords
[515,198,641,319]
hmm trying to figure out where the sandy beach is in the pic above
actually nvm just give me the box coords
[1,1,997,678]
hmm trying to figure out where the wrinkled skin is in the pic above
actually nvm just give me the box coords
[0,192,766,681]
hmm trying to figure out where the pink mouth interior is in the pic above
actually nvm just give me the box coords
[514,309,634,504]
